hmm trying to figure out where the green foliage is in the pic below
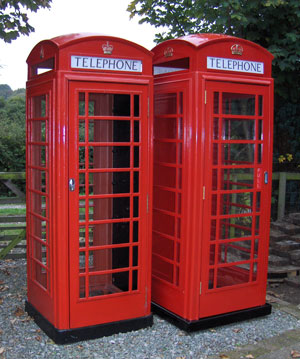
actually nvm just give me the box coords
[128,0,300,102]
[0,0,52,42]
[128,0,300,160]
[0,85,26,171]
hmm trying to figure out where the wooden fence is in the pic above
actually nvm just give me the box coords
[0,171,300,259]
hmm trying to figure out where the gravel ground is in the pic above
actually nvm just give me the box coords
[0,259,300,359]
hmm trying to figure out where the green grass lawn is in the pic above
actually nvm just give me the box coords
[0,207,26,216]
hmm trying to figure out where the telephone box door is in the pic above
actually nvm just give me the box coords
[200,80,272,318]
[68,81,150,328]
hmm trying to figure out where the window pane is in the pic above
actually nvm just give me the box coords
[154,93,177,115]
[222,93,255,115]
[88,93,130,116]
[223,119,255,140]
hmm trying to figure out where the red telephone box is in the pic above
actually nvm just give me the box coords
[25,34,153,343]
[151,34,273,330]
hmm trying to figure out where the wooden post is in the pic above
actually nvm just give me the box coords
[277,172,287,221]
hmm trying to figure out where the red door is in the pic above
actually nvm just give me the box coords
[68,81,151,328]
[199,80,272,318]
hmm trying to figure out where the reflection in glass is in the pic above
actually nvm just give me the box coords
[223,143,255,164]
[223,119,255,140]
[222,93,255,115]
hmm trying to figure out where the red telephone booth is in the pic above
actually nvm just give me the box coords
[25,34,153,343]
[151,34,273,330]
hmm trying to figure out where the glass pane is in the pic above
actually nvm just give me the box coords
[79,147,85,169]
[153,165,176,188]
[88,222,130,246]
[213,144,218,165]
[134,171,139,193]
[153,188,176,212]
[221,192,253,215]
[30,145,47,167]
[209,244,216,265]
[214,92,219,114]
[213,118,219,139]
[89,120,130,142]
[222,144,255,164]
[134,95,140,117]
[259,120,263,140]
[154,118,177,139]
[134,146,139,168]
[223,119,255,140]
[259,95,263,116]
[220,216,253,239]
[218,240,252,264]
[88,272,129,297]
[89,146,130,169]
[133,221,139,242]
[79,226,86,248]
[79,251,85,270]
[134,121,140,142]
[222,93,255,115]
[154,142,177,164]
[132,270,138,290]
[31,120,46,142]
[30,194,47,218]
[222,168,254,190]
[152,254,173,283]
[33,95,47,118]
[216,264,250,288]
[88,93,130,116]
[179,92,183,114]
[30,215,47,241]
[133,245,138,267]
[79,199,86,222]
[154,93,177,115]
[79,93,85,116]
[79,120,85,142]
[79,277,85,298]
[89,197,130,220]
[89,172,130,195]
[133,196,139,218]
[212,169,218,190]
[31,169,47,193]
[153,210,175,236]
[88,247,130,272]
[79,173,85,195]
[152,232,174,260]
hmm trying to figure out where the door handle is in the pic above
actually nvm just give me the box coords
[69,178,75,191]
[264,171,268,184]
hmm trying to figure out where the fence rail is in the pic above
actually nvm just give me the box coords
[0,171,300,259]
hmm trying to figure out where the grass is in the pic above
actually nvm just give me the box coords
[0,207,26,216]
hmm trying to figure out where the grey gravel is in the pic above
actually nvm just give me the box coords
[0,259,300,359]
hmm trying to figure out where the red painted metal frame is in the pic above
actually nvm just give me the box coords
[151,34,274,323]
[26,34,153,333]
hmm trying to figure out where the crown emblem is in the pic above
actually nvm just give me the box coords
[102,41,113,55]
[231,44,243,56]
[164,47,174,58]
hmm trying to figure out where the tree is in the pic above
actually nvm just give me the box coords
[0,84,12,99]
[128,0,300,163]
[0,85,26,171]
[128,0,300,101]
[0,0,52,43]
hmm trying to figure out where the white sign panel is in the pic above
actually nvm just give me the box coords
[207,56,264,74]
[71,55,143,73]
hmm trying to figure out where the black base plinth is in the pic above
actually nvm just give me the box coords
[25,301,153,344]
[152,302,272,332]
